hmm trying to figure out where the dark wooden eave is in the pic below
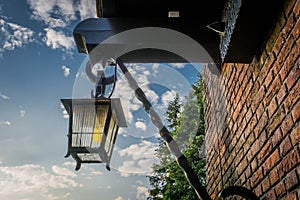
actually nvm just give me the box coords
[74,0,286,63]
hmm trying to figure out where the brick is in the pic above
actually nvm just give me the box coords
[237,158,248,176]
[262,176,271,193]
[291,99,300,122]
[282,191,298,200]
[290,123,300,146]
[244,78,254,103]
[259,50,268,67]
[276,84,287,105]
[271,128,283,147]
[248,114,258,133]
[245,108,253,123]
[268,97,278,118]
[264,76,281,107]
[265,189,276,200]
[284,0,297,17]
[278,148,300,178]
[277,35,295,69]
[294,0,300,18]
[254,185,263,197]
[273,32,286,56]
[259,59,271,85]
[267,106,286,133]
[252,63,261,82]
[250,167,263,188]
[265,70,274,88]
[257,139,273,166]
[279,136,293,156]
[275,181,286,198]
[264,149,280,175]
[279,41,299,82]
[254,112,268,138]
[269,167,279,186]
[273,62,281,76]
[281,114,294,135]
[251,157,258,172]
[284,81,300,113]
[283,11,296,38]
[292,15,300,39]
[284,170,299,191]
[285,64,300,89]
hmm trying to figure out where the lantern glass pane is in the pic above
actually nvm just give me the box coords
[91,104,109,148]
[71,104,109,148]
[77,153,101,161]
[72,104,95,147]
[105,117,117,154]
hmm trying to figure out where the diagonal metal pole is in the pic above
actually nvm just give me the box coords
[116,59,211,200]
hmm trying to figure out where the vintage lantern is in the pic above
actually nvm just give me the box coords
[61,98,126,171]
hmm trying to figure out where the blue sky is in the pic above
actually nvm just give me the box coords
[0,1,202,199]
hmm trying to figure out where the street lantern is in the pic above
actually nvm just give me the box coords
[61,98,126,171]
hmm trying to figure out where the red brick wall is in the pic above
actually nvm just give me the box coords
[204,0,300,199]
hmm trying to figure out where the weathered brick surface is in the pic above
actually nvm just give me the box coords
[204,0,300,199]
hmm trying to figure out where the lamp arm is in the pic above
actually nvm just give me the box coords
[116,59,211,200]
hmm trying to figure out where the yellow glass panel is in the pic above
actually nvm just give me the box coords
[92,105,109,143]
[92,127,102,142]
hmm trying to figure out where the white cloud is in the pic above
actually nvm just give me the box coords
[19,106,26,117]
[91,171,102,175]
[0,18,34,53]
[136,186,149,200]
[115,197,124,200]
[27,0,96,28]
[117,140,159,177]
[62,65,71,77]
[20,110,26,117]
[135,121,147,131]
[0,92,10,100]
[26,0,75,28]
[60,103,69,119]
[161,90,178,108]
[24,0,96,53]
[77,0,97,20]
[44,28,74,50]
[0,121,11,125]
[52,165,76,178]
[170,63,185,68]
[0,164,81,200]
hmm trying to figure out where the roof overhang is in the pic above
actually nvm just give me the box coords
[74,0,286,63]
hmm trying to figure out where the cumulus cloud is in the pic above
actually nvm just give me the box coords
[62,65,71,77]
[27,0,76,28]
[136,186,149,200]
[77,0,97,20]
[0,18,35,53]
[60,103,69,119]
[135,121,147,131]
[27,0,96,27]
[52,165,76,178]
[19,106,26,117]
[0,164,81,200]
[170,63,185,68]
[0,121,11,126]
[25,0,96,51]
[117,140,159,177]
[0,92,10,100]
[161,90,178,108]
[44,28,74,50]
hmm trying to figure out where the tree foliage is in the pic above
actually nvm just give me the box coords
[147,75,206,200]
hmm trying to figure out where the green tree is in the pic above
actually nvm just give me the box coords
[147,75,206,200]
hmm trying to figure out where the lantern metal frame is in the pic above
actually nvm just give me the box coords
[61,98,126,171]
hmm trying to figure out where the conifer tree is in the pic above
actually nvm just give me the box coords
[147,75,206,200]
